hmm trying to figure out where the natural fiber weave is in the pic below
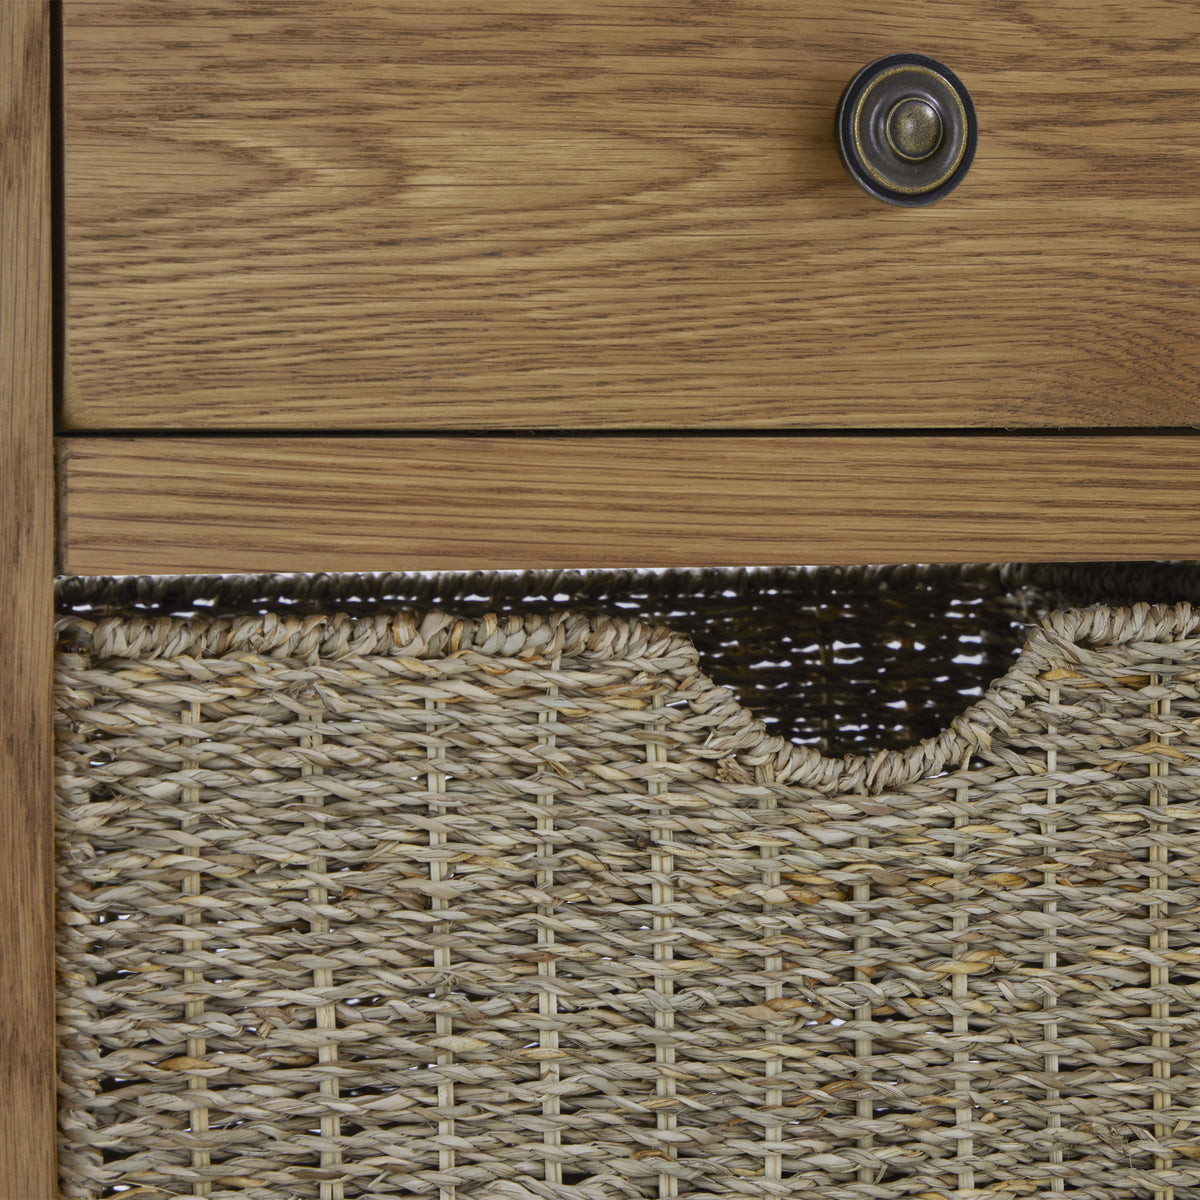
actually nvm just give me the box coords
[55,572,1200,1199]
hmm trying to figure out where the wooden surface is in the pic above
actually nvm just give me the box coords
[62,0,1200,432]
[1,4,57,1197]
[59,435,1200,573]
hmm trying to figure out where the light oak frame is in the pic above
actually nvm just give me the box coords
[6,2,1200,1194]
[1,3,56,1197]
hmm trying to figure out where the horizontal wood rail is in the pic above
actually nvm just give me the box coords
[59,434,1200,574]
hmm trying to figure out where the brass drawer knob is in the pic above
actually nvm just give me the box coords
[836,53,977,206]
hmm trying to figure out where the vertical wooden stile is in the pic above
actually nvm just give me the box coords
[0,2,56,1195]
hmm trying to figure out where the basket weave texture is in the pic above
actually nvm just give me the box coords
[54,571,1200,1199]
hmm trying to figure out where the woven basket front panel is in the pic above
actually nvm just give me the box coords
[55,606,1200,1200]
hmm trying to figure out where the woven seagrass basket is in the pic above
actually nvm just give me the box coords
[54,566,1200,1200]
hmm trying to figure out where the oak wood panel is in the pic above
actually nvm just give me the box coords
[1,4,57,1197]
[62,1,1200,431]
[59,435,1200,574]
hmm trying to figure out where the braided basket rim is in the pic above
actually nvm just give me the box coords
[57,571,1200,793]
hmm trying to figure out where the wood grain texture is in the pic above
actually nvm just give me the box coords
[62,0,1200,431]
[1,3,57,1198]
[59,435,1200,573]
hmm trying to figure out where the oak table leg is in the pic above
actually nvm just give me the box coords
[1,3,56,1197]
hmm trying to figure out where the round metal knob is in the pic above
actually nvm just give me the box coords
[836,53,977,206]
[888,98,942,161]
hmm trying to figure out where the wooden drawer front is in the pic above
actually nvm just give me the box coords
[64,1,1200,431]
